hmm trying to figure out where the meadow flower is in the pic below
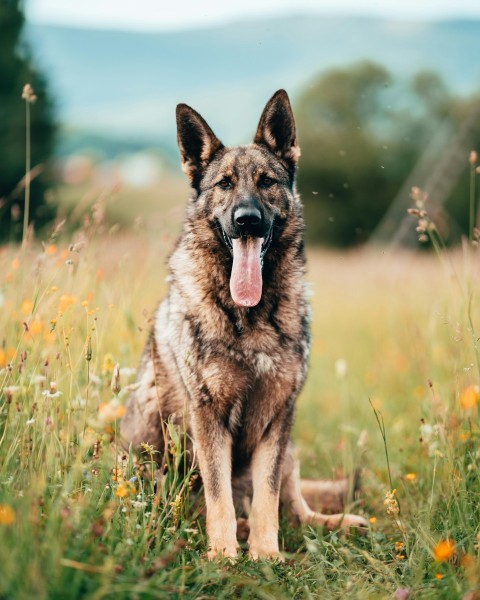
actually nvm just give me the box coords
[21,299,33,315]
[419,420,444,457]
[102,353,116,373]
[141,442,157,456]
[420,421,434,442]
[405,473,416,482]
[459,386,479,410]
[335,358,348,379]
[115,481,136,498]
[0,348,16,369]
[58,295,77,313]
[3,386,20,398]
[42,382,62,398]
[111,468,124,482]
[0,504,15,525]
[433,539,455,562]
[98,399,126,424]
[29,318,43,335]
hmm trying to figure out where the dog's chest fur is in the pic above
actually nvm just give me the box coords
[152,250,310,471]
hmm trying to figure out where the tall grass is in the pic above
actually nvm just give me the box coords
[0,97,479,597]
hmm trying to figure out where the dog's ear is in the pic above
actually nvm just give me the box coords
[254,89,300,175]
[176,104,224,185]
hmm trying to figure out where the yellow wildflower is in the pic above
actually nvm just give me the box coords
[102,353,116,373]
[405,473,416,482]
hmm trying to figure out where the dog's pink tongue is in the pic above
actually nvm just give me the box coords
[230,237,264,307]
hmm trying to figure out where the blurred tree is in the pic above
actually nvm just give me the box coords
[0,0,56,241]
[295,62,477,246]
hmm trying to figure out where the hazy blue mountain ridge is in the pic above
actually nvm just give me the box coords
[25,15,480,155]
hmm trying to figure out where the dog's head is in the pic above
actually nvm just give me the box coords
[176,90,301,308]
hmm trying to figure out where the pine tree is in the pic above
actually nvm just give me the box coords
[0,0,56,241]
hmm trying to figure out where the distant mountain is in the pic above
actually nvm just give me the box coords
[25,15,480,156]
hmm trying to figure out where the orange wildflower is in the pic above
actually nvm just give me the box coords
[58,295,77,313]
[45,244,57,255]
[0,504,15,525]
[433,540,455,562]
[98,401,126,424]
[460,386,479,410]
[115,481,136,498]
[21,299,33,315]
[29,318,43,335]
[405,473,417,482]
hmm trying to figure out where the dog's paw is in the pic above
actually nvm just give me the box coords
[248,545,284,562]
[206,543,239,562]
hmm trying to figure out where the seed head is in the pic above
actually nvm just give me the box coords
[111,363,121,396]
[22,83,37,104]
[85,336,92,362]
[469,150,477,166]
[384,489,400,517]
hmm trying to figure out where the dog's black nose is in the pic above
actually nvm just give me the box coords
[234,206,262,228]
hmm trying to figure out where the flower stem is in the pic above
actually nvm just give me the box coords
[22,99,31,247]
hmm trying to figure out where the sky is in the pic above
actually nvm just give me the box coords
[27,0,480,31]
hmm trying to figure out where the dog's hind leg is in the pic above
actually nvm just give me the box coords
[280,443,367,531]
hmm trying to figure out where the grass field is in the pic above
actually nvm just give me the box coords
[0,202,480,598]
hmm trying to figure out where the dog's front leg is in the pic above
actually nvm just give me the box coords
[247,412,292,560]
[192,413,238,560]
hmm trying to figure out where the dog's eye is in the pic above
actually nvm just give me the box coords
[259,176,275,188]
[217,178,232,190]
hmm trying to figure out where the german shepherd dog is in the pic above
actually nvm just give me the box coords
[121,90,366,560]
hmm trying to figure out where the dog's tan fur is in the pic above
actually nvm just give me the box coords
[121,90,366,560]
